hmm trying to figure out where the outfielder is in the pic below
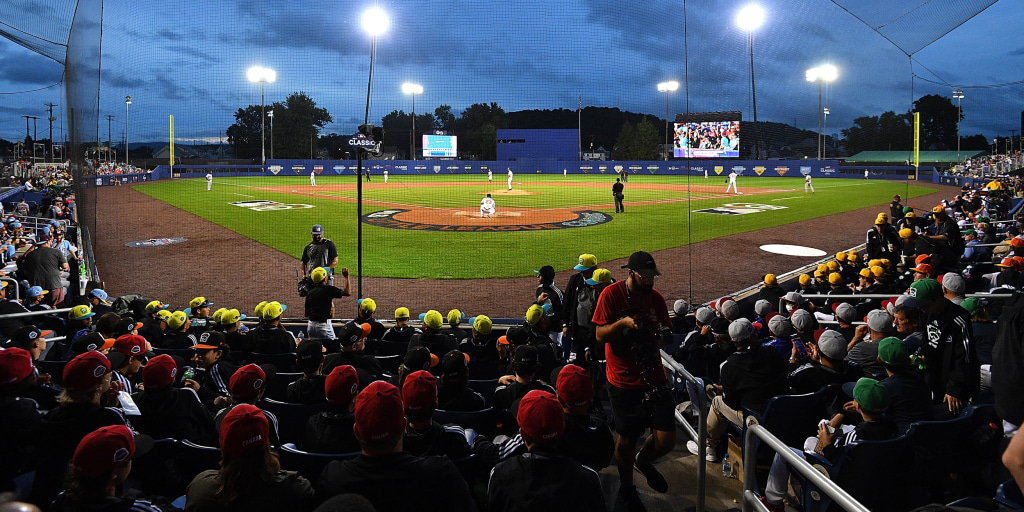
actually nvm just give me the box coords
[206,172,213,191]
[726,170,740,194]
[480,193,496,218]
[488,169,493,182]
[384,170,389,183]
[310,170,317,187]
[804,173,814,193]
[507,168,513,191]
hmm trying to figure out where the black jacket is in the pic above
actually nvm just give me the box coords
[720,345,787,412]
[487,450,605,512]
[403,421,472,459]
[303,409,358,454]
[317,452,473,512]
[131,386,216,445]
[923,299,979,402]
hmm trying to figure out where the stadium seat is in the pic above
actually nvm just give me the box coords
[263,372,304,402]
[376,340,410,357]
[746,389,827,449]
[261,398,328,446]
[801,432,916,512]
[467,379,499,407]
[435,408,497,438]
[277,443,359,482]
[467,359,500,380]
[245,351,298,373]
[152,347,196,358]
[126,438,182,499]
[35,360,66,386]
[176,440,221,483]
[374,354,403,375]
[996,479,1024,509]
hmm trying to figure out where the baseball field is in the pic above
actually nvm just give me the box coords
[130,173,934,279]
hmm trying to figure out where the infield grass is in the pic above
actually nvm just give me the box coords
[132,174,934,279]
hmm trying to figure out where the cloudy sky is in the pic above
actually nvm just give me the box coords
[0,0,1020,148]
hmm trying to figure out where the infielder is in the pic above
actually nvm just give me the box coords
[206,172,213,191]
[488,169,493,182]
[310,170,317,187]
[383,170,389,183]
[507,168,513,191]
[804,173,814,193]
[726,170,740,194]
[480,193,495,218]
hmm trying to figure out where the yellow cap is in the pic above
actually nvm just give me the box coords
[880,259,891,268]
[575,254,597,270]
[814,270,825,278]
[395,307,410,319]
[311,267,328,283]
[875,214,888,225]
[827,261,839,272]
[447,309,462,325]
[847,250,859,258]
[254,301,267,317]
[859,268,872,278]
[261,301,286,320]
[868,259,881,268]
[155,310,172,320]
[167,311,188,330]
[421,310,443,330]
[932,205,944,213]
[871,265,886,278]
[899,228,913,239]
[829,273,843,285]
[817,264,828,273]
[764,274,777,286]
[145,300,169,314]
[211,308,227,323]
[472,315,492,334]
[799,274,811,285]
[836,252,847,261]
[525,304,544,326]
[905,211,916,218]
[358,297,376,314]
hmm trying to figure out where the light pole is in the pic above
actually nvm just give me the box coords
[952,89,964,164]
[805,64,837,160]
[267,110,274,160]
[124,96,131,166]
[402,82,423,160]
[657,81,679,160]
[822,107,830,158]
[737,5,764,159]
[357,6,389,299]
[247,66,276,165]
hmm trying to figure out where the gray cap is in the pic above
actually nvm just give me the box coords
[754,299,772,317]
[768,315,791,337]
[790,309,814,332]
[834,302,857,323]
[783,291,805,304]
[720,300,740,321]
[866,309,895,333]
[818,330,848,359]
[728,318,756,342]
[695,307,716,325]
[942,272,966,294]
[673,299,689,316]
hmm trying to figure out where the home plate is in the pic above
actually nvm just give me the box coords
[760,244,827,257]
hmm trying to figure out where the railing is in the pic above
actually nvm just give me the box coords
[661,349,709,512]
[742,423,869,512]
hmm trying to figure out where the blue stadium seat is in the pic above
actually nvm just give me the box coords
[468,359,500,380]
[261,398,328,446]
[374,355,402,375]
[277,443,359,482]
[245,351,298,373]
[435,408,497,438]
[176,440,221,483]
[909,407,975,498]
[467,379,499,408]
[376,340,410,357]
[746,389,827,449]
[264,372,304,402]
[801,432,916,512]
[996,479,1024,509]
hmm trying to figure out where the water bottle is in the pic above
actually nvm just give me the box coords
[721,453,732,478]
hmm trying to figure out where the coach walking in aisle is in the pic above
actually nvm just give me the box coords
[612,178,625,213]
[301,224,338,285]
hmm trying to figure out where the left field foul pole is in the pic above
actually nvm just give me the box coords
[169,115,175,176]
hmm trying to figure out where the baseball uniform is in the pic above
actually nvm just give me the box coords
[804,174,814,193]
[206,173,212,191]
[507,169,513,191]
[480,196,495,218]
[726,171,739,194]
[310,171,317,186]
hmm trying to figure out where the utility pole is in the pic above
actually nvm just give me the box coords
[45,103,57,162]
[22,115,31,143]
[105,115,115,163]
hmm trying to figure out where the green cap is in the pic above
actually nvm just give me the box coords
[963,229,977,236]
[960,297,983,316]
[903,278,941,308]
[902,206,913,214]
[877,337,910,367]
[853,377,890,413]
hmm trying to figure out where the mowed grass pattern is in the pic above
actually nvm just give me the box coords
[132,174,934,279]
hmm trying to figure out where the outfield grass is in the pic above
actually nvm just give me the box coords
[132,174,934,279]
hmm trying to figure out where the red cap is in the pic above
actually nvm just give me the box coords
[72,425,136,477]
[0,347,34,385]
[354,381,405,442]
[325,365,359,405]
[220,404,269,459]
[402,370,437,413]
[911,263,934,276]
[517,390,564,442]
[556,365,592,408]
[142,354,177,390]
[914,254,932,266]
[813,328,827,343]
[996,257,1015,268]
[1014,256,1024,270]
[112,334,148,356]
[229,364,266,399]
[764,312,780,323]
[63,351,111,392]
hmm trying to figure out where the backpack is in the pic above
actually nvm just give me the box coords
[576,286,595,327]
[111,294,145,317]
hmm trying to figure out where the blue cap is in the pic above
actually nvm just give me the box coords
[90,289,109,302]
[27,286,47,298]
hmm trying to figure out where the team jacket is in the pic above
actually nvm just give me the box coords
[923,299,979,401]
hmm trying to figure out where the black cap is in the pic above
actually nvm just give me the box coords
[403,346,434,371]
[621,251,661,277]
[534,265,555,281]
[710,317,730,336]
[442,349,469,376]
[296,339,325,362]
[505,325,529,346]
[513,344,538,369]
[193,330,227,350]
[5,325,51,349]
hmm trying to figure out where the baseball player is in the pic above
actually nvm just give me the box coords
[726,170,740,194]
[488,169,493,182]
[310,170,317,186]
[383,170,388,183]
[804,173,814,193]
[206,172,213,191]
[480,193,496,218]
[507,168,513,191]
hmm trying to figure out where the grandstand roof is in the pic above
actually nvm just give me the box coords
[845,150,988,163]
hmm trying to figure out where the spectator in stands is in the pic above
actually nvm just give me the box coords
[677,316,734,382]
[64,304,95,346]
[436,349,485,411]
[790,308,817,349]
[316,380,474,511]
[929,205,966,266]
[303,267,350,342]
[209,308,226,332]
[138,300,169,346]
[523,303,561,379]
[902,278,979,417]
[941,272,967,305]
[0,347,45,489]
[487,389,606,512]
[797,273,817,294]
[494,345,555,417]
[673,299,696,335]
[961,229,989,262]
[787,330,861,395]
[221,308,252,352]
[353,297,385,340]
[892,301,926,353]
[896,209,920,234]
[441,309,470,345]
[534,265,565,344]
[555,364,614,471]
[402,370,471,459]
[889,194,904,224]
[408,310,458,364]
[871,337,932,429]
[381,307,420,344]
[780,291,814,318]
[0,281,31,337]
[900,228,942,271]
[107,334,152,392]
[251,301,297,354]
[186,297,214,336]
[911,262,935,281]
[213,364,280,446]
[22,285,49,311]
[388,346,437,389]
[324,322,383,378]
[689,319,786,462]
[866,213,902,260]
[131,354,216,445]
[460,314,498,363]
[994,258,1020,288]
[186,405,315,512]
[961,297,996,367]
[287,340,328,404]
[184,331,236,411]
[562,254,598,359]
[824,272,849,311]
[832,302,858,343]
[496,326,528,378]
[757,274,785,308]
[303,365,362,454]
[50,425,161,512]
[566,268,612,372]
[162,311,196,349]
[87,289,113,317]
[762,313,793,358]
[845,309,894,377]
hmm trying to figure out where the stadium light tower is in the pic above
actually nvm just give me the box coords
[402,82,423,160]
[267,109,274,160]
[247,66,276,166]
[806,64,837,160]
[822,107,830,158]
[952,89,964,164]
[357,6,389,299]
[124,95,132,166]
[737,5,764,159]
[657,81,679,161]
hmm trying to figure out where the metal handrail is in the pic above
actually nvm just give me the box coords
[800,293,1013,300]
[0,277,19,301]
[0,306,74,319]
[742,423,869,512]
[661,349,708,512]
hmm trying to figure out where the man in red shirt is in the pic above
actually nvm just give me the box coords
[593,251,675,512]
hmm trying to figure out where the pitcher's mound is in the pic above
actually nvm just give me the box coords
[486,189,536,196]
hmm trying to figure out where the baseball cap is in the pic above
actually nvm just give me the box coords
[0,348,34,385]
[442,349,470,376]
[728,318,755,342]
[254,301,268,318]
[847,250,859,259]
[931,205,945,214]
[112,334,154,359]
[870,266,886,278]
[817,330,848,359]
[71,425,152,477]
[155,310,172,322]
[446,309,463,325]
[517,390,565,441]
[865,309,895,333]
[358,298,377,314]
[996,257,1015,268]
[585,268,612,286]
[859,268,872,278]
[835,251,847,261]
[941,272,966,294]
[70,332,116,358]
[783,291,804,304]
[470,315,492,334]
[903,278,941,308]
[767,314,791,337]
[142,354,177,389]
[673,299,689,316]
[220,309,246,325]
[720,300,740,321]
[354,381,406,442]
[395,307,410,320]
[764,274,777,286]
[113,318,144,338]
[852,378,889,414]
[575,254,597,271]
[261,301,286,321]
[295,339,326,371]
[340,322,371,346]
[621,250,661,278]
[899,228,913,239]
[534,265,555,281]
[514,344,539,369]
[499,325,529,346]
[145,300,169,314]
[220,404,270,459]
[229,364,267,399]
[525,304,545,326]
[90,289,111,304]
[915,254,933,266]
[790,309,814,332]
[905,211,916,218]
[311,267,328,283]
[833,302,857,323]
[26,286,48,298]
[211,308,227,325]
[799,274,812,286]
[166,311,188,330]
[911,263,934,276]
[695,307,715,325]
[311,224,324,235]
[877,337,910,367]
[827,261,840,272]
[403,370,438,413]
[709,317,730,336]
[64,351,112,392]
[189,297,213,309]
[325,365,360,405]
[6,325,53,350]
[419,310,443,330]
[960,297,984,317]
[874,214,888,225]
[194,330,228,350]
[556,365,593,408]
[403,346,438,372]
[69,305,95,321]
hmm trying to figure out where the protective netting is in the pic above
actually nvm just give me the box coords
[0,0,76,64]
[830,0,998,56]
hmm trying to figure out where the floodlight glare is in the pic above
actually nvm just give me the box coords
[362,8,389,36]
[402,82,423,95]
[736,5,765,31]
[247,66,276,83]
[657,81,679,93]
